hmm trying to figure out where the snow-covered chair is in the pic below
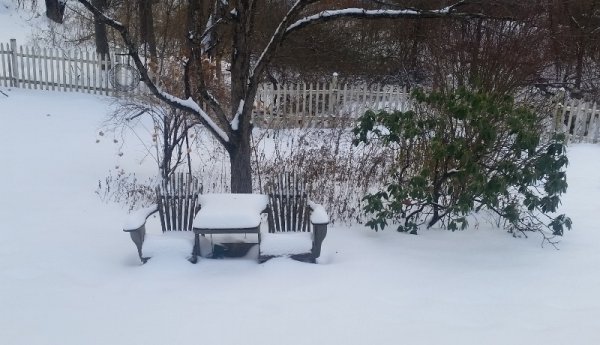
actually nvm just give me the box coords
[123,173,202,263]
[261,172,329,263]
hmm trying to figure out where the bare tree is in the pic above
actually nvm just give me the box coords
[52,0,514,193]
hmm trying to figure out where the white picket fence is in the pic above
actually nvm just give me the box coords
[555,99,600,143]
[254,74,412,127]
[0,39,119,95]
[1,39,599,141]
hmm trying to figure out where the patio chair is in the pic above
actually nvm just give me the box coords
[261,172,329,263]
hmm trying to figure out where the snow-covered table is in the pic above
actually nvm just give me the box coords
[190,193,269,262]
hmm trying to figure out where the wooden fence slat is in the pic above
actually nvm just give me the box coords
[19,46,25,89]
[79,50,85,92]
[93,52,98,94]
[68,50,74,92]
[268,83,274,120]
[171,174,177,231]
[183,174,191,231]
[346,83,354,115]
[30,47,37,89]
[307,82,313,119]
[37,48,42,89]
[61,49,67,91]
[342,83,349,118]
[85,52,90,91]
[361,84,368,116]
[162,181,171,231]
[582,101,592,141]
[49,48,55,91]
[590,103,598,142]
[1,43,6,87]
[173,173,179,230]
[103,53,109,95]
[574,100,588,140]
[0,43,6,87]
[567,100,582,141]
[178,173,184,230]
[26,46,33,89]
[74,50,79,92]
[42,48,47,90]
[23,46,29,89]
[301,82,307,118]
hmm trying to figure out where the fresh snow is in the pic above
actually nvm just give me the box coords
[193,193,269,229]
[261,232,313,256]
[0,0,44,43]
[123,205,158,231]
[308,200,329,224]
[2,86,600,345]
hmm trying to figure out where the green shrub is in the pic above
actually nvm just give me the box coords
[353,88,571,245]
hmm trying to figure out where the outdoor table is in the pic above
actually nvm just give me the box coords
[190,193,269,261]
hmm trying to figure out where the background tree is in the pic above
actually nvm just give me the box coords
[60,0,505,193]
[545,0,600,99]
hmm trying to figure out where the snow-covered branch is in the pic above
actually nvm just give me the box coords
[158,91,229,142]
[76,0,230,146]
[230,100,244,131]
[283,2,518,37]
[285,7,455,34]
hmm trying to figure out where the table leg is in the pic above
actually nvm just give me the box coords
[189,233,201,264]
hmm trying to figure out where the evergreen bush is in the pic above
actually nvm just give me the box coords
[353,88,571,245]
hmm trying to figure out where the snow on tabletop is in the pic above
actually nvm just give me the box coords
[123,205,158,231]
[308,200,329,224]
[193,193,269,229]
[260,232,312,256]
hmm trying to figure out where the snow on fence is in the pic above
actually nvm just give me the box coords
[554,99,600,143]
[0,39,117,95]
[254,74,412,127]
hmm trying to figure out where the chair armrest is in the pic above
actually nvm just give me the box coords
[307,200,329,225]
[123,205,159,232]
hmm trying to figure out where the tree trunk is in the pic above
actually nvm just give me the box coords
[92,0,109,58]
[138,0,157,58]
[228,136,253,193]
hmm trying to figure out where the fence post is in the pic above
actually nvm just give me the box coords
[331,72,339,116]
[553,89,566,134]
[10,39,18,87]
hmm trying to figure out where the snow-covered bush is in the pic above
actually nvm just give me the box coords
[254,120,396,224]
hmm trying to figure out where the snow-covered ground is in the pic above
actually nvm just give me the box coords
[1,87,600,345]
[0,1,45,44]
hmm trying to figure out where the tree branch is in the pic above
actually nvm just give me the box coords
[76,0,230,147]
[284,6,515,37]
[248,0,316,86]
